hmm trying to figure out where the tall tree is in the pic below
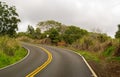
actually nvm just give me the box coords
[0,1,20,36]
[27,25,34,34]
[115,24,120,38]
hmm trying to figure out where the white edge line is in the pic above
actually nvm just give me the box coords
[0,47,30,71]
[74,52,98,77]
[49,46,98,77]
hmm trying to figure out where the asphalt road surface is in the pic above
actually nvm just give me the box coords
[0,43,94,77]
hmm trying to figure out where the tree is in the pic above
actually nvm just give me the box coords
[35,27,41,34]
[63,26,88,44]
[45,28,60,44]
[34,27,41,39]
[0,1,20,36]
[26,25,41,39]
[27,25,35,38]
[37,20,63,32]
[115,24,120,38]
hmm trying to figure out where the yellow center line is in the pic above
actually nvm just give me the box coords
[26,46,52,77]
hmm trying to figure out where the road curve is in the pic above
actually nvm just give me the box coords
[0,43,95,77]
[36,45,94,77]
[0,43,48,77]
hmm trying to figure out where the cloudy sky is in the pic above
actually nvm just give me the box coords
[1,0,120,37]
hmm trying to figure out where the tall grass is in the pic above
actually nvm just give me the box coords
[0,36,27,68]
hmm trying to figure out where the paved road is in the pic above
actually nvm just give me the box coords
[0,43,94,77]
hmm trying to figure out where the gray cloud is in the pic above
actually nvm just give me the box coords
[1,0,120,37]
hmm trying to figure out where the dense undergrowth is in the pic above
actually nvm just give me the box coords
[0,36,27,68]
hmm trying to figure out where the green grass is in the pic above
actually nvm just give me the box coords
[60,46,100,62]
[0,36,27,68]
[75,50,100,62]
[0,47,27,68]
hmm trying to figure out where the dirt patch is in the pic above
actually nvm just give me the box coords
[88,60,120,77]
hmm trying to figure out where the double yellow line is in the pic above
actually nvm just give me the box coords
[26,46,52,77]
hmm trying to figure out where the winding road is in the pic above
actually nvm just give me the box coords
[0,43,97,77]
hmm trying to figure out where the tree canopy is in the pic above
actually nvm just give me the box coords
[0,1,20,36]
[37,20,63,32]
[18,20,89,45]
[63,26,88,44]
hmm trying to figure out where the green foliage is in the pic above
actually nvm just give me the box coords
[72,32,113,52]
[0,47,27,68]
[103,46,115,57]
[37,20,85,44]
[45,28,60,44]
[27,25,35,36]
[26,25,41,39]
[115,24,120,38]
[98,34,110,43]
[17,32,27,37]
[63,26,88,44]
[34,28,41,39]
[40,33,47,39]
[76,50,100,62]
[0,1,20,36]
[0,36,19,56]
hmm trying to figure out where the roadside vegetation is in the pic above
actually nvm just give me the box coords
[0,1,27,68]
[0,36,27,68]
[71,32,120,77]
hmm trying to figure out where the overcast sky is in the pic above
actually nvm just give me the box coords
[1,0,120,37]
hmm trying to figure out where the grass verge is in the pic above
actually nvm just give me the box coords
[0,36,27,68]
[76,50,100,62]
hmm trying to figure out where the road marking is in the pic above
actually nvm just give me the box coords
[26,46,52,77]
[56,47,98,77]
[74,52,98,77]
[81,56,97,77]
